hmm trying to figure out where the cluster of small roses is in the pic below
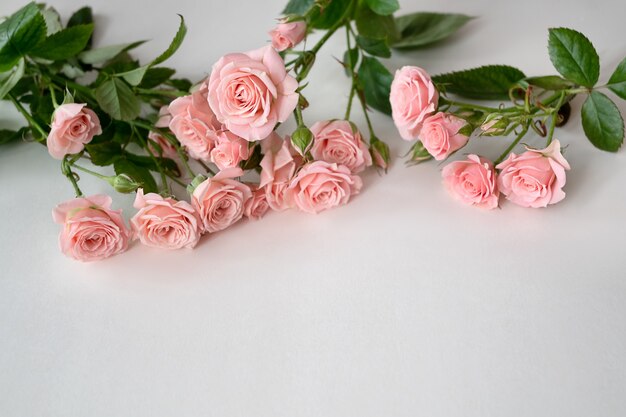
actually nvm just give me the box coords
[390,66,571,210]
[52,21,374,262]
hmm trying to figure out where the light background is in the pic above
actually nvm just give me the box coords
[1,0,625,416]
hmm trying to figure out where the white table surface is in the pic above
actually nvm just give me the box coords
[1,0,625,416]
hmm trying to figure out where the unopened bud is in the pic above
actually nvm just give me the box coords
[369,138,390,171]
[291,126,314,156]
[405,141,432,166]
[107,174,141,193]
[186,174,208,195]
[480,114,509,136]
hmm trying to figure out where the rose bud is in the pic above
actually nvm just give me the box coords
[52,194,130,262]
[47,103,102,159]
[390,66,438,141]
[244,186,270,220]
[480,114,510,136]
[108,174,141,194]
[269,21,307,51]
[406,141,432,166]
[370,138,390,171]
[210,131,251,170]
[496,139,570,208]
[442,155,499,210]
[260,133,299,211]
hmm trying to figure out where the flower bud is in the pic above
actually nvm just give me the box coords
[107,174,141,194]
[405,141,432,166]
[369,138,390,171]
[186,174,208,195]
[480,114,510,136]
[291,126,314,156]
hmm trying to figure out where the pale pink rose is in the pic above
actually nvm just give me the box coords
[47,103,102,159]
[310,120,372,173]
[287,161,362,214]
[442,155,499,210]
[496,140,570,208]
[244,186,270,220]
[390,66,438,141]
[208,45,299,141]
[52,194,130,261]
[130,189,201,250]
[210,131,252,170]
[269,21,307,51]
[168,88,222,161]
[419,112,468,161]
[191,168,252,233]
[148,106,179,161]
[260,133,300,211]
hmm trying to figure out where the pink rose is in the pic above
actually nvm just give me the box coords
[310,120,372,173]
[130,189,201,250]
[208,45,299,141]
[260,133,300,211]
[244,186,270,220]
[148,106,179,161]
[210,131,252,170]
[269,21,307,51]
[191,168,252,233]
[496,139,570,208]
[442,155,499,210]
[52,194,130,261]
[419,112,468,160]
[390,66,438,141]
[287,161,362,214]
[47,103,102,159]
[168,86,222,161]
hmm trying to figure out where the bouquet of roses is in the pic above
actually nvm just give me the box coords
[0,0,471,261]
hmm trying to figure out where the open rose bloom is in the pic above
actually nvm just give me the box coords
[131,190,201,250]
[390,66,438,141]
[208,45,299,141]
[419,112,468,160]
[260,133,301,211]
[442,155,499,210]
[496,140,570,208]
[52,195,130,261]
[47,103,102,160]
[310,120,372,173]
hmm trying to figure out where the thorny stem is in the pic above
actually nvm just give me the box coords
[8,93,47,140]
[62,156,83,197]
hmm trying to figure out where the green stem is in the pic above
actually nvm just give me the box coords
[72,163,109,180]
[62,157,84,197]
[495,124,529,165]
[132,125,170,194]
[345,84,356,120]
[136,88,188,98]
[344,24,356,120]
[7,93,47,140]
[440,98,516,113]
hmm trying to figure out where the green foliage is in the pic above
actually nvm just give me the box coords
[356,35,391,58]
[364,0,399,16]
[78,40,146,65]
[524,75,573,91]
[358,56,393,114]
[548,27,599,87]
[309,0,352,29]
[355,3,399,41]
[0,128,27,145]
[95,78,141,121]
[343,48,359,76]
[30,24,94,61]
[0,3,47,72]
[113,158,158,194]
[433,65,526,100]
[393,12,472,49]
[581,91,624,152]
[0,59,25,100]
[607,57,626,100]
[283,0,315,15]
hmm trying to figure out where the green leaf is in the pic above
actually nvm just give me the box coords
[607,56,626,100]
[95,78,141,121]
[548,27,599,87]
[0,2,47,72]
[310,0,352,30]
[343,48,359,76]
[283,0,315,15]
[355,3,399,41]
[581,91,624,152]
[167,78,192,92]
[78,40,146,65]
[125,153,179,176]
[364,0,399,16]
[117,15,186,86]
[358,56,393,114]
[30,24,94,61]
[0,128,27,145]
[392,12,473,49]
[525,75,574,90]
[433,65,526,100]
[67,7,93,47]
[39,6,62,35]
[85,141,122,166]
[0,58,25,100]
[114,158,158,194]
[139,67,176,89]
[356,35,391,58]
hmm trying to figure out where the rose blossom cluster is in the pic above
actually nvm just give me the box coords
[390,65,571,210]
[51,23,375,262]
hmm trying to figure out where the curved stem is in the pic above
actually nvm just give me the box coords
[494,124,529,165]
[7,93,47,140]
